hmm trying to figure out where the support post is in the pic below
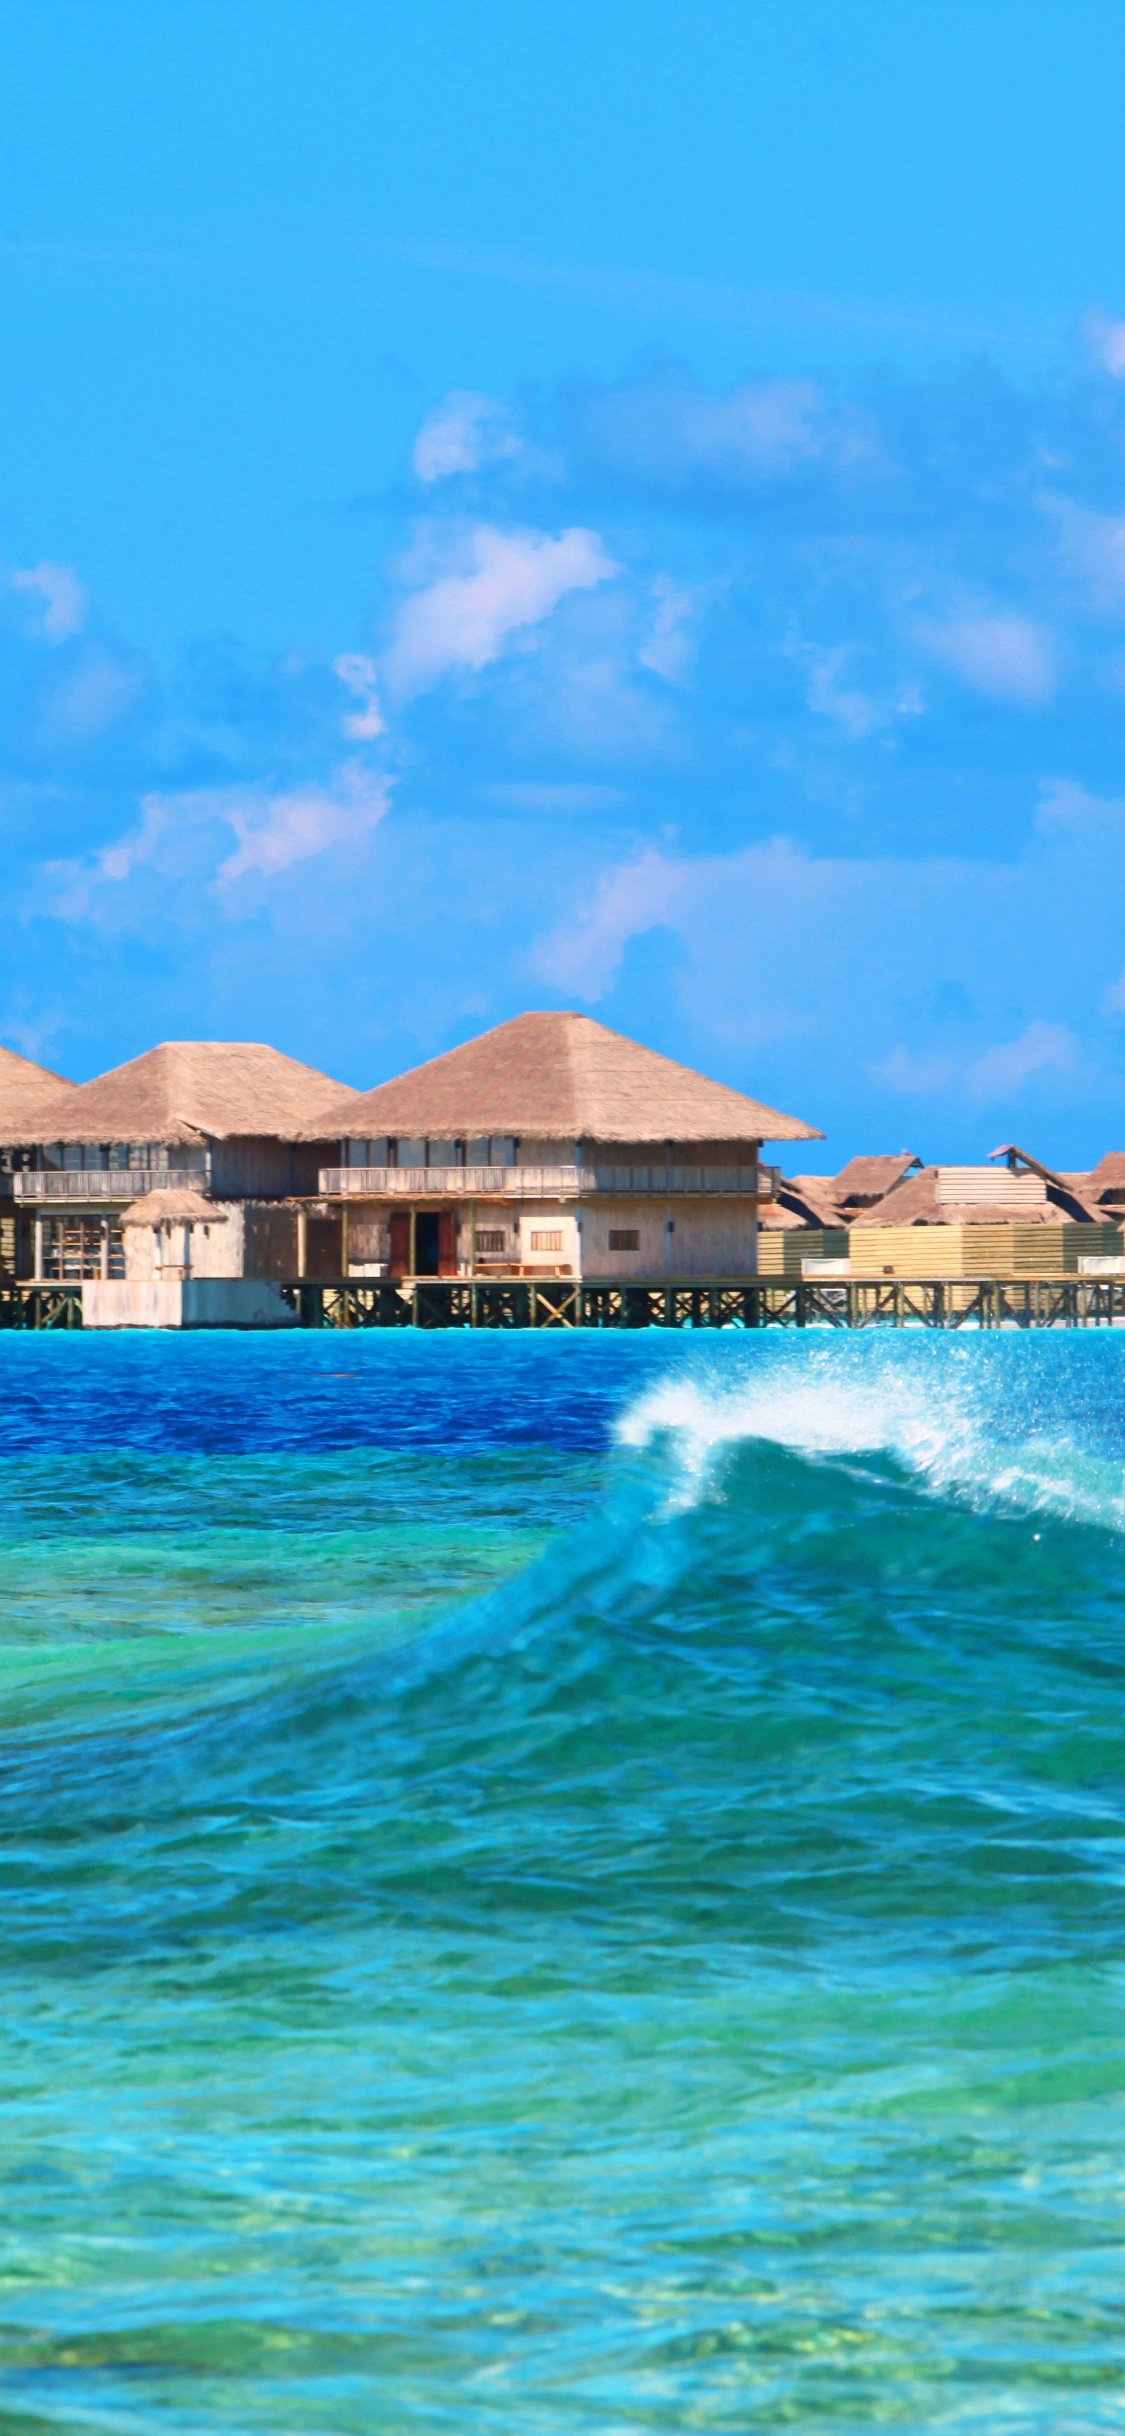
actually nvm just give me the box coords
[296,1205,307,1279]
[341,1201,350,1279]
[409,1207,416,1278]
[100,1216,109,1281]
[33,1213,43,1281]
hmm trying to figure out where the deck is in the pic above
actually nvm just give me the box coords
[4,1275,1125,1330]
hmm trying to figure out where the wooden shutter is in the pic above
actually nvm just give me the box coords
[389,1211,411,1276]
[437,1211,458,1276]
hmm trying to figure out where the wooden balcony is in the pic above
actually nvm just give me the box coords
[9,1169,207,1203]
[318,1162,777,1199]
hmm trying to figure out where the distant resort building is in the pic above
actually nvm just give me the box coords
[5,1017,1125,1321]
[760,1143,1124,1278]
[0,1016,821,1316]
[0,1041,359,1316]
[303,1011,821,1283]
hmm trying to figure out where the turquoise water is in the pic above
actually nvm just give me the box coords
[0,1329,1123,2433]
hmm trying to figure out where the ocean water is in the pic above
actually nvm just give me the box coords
[0,1328,1123,2434]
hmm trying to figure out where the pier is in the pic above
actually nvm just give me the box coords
[5,1275,1125,1329]
[279,1275,1125,1329]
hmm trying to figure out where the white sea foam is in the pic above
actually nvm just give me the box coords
[616,1342,1125,1533]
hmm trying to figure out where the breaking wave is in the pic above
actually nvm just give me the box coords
[615,1331,1125,1533]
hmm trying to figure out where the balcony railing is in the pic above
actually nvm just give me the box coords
[10,1169,207,1202]
[319,1162,777,1199]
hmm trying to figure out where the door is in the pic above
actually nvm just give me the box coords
[414,1212,441,1275]
[305,1215,344,1278]
[389,1211,410,1277]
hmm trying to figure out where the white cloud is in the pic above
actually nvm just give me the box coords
[917,612,1057,704]
[965,1021,1078,1102]
[333,652,386,740]
[1042,493,1125,613]
[412,390,519,483]
[532,847,681,995]
[94,795,171,886]
[681,379,825,475]
[805,647,883,739]
[1083,311,1125,379]
[52,762,392,920]
[42,648,142,742]
[528,824,1123,1133]
[873,1045,955,1094]
[383,524,619,697]
[10,560,89,642]
[217,763,392,884]
[638,578,696,683]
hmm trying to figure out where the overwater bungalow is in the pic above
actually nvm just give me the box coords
[0,1048,76,1278]
[302,1010,822,1281]
[0,1040,358,1286]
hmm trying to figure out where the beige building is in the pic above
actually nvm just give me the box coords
[0,1047,76,1277]
[303,1010,821,1281]
[0,1040,357,1282]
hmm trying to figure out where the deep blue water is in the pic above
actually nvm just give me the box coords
[0,1328,1123,2432]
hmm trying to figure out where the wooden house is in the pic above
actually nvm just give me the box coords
[1,1040,358,1282]
[0,1047,75,1276]
[301,1010,821,1281]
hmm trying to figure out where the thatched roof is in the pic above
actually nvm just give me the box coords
[4,1041,358,1146]
[1083,1152,1125,1204]
[0,1045,73,1131]
[758,1173,843,1231]
[121,1188,229,1226]
[831,1152,921,1207]
[852,1166,1102,1227]
[307,1012,822,1146]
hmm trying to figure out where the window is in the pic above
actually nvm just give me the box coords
[530,1230,563,1253]
[608,1229,640,1252]
[41,1218,125,1280]
[476,1230,506,1254]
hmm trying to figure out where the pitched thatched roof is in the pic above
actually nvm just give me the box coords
[307,1012,822,1146]
[120,1188,229,1226]
[758,1173,843,1230]
[1083,1152,1125,1204]
[0,1045,73,1132]
[831,1152,921,1207]
[4,1041,359,1145]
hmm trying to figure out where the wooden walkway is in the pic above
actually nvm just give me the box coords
[278,1275,1125,1330]
[3,1276,1125,1330]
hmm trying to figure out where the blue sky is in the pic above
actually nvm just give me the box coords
[5,2,1125,1162]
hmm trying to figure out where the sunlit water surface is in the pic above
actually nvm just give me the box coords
[0,1328,1123,2433]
